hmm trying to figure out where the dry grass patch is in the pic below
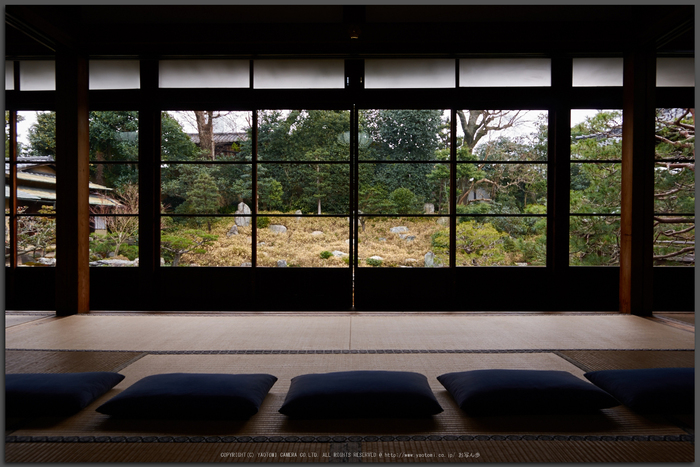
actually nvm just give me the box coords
[179,215,447,268]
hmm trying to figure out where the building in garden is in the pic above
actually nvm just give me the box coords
[4,4,695,463]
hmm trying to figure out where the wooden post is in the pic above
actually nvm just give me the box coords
[55,51,90,315]
[550,56,572,309]
[620,49,656,315]
[139,59,161,310]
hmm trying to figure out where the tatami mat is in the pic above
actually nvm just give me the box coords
[8,353,688,440]
[655,312,695,326]
[5,440,695,463]
[559,350,695,372]
[5,314,54,328]
[5,350,145,374]
[5,314,695,351]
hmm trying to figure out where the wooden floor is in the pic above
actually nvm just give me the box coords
[5,311,695,463]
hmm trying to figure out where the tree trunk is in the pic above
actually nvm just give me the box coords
[195,111,215,160]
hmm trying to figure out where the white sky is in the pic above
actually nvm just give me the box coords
[14,109,603,149]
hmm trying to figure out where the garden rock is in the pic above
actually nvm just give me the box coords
[311,231,324,236]
[227,225,239,237]
[295,210,303,221]
[332,251,348,257]
[89,259,135,267]
[425,251,435,267]
[269,225,287,234]
[437,217,449,226]
[277,260,288,267]
[378,237,386,242]
[241,262,252,267]
[369,255,384,261]
[404,235,416,242]
[234,202,251,227]
[424,203,435,214]
[390,226,409,233]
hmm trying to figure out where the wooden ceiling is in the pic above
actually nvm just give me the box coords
[5,5,694,59]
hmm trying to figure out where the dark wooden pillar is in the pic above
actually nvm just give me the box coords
[550,56,572,309]
[55,51,90,315]
[139,59,161,310]
[620,49,656,315]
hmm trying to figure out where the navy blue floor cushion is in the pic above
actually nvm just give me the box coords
[6,372,125,417]
[584,367,694,414]
[279,370,443,418]
[437,369,619,416]
[96,373,277,419]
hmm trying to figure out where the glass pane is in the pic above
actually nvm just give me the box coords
[655,108,695,161]
[161,164,252,216]
[455,216,547,266]
[571,110,623,160]
[257,216,350,268]
[15,213,56,266]
[654,108,694,215]
[359,109,449,162]
[89,163,138,213]
[160,216,248,267]
[89,111,139,162]
[258,163,349,215]
[572,58,623,87]
[14,178,56,214]
[162,111,251,162]
[454,110,547,161]
[19,111,56,162]
[653,216,694,266]
[459,59,551,87]
[357,216,446,268]
[159,60,250,88]
[6,61,14,90]
[89,60,140,90]
[570,163,621,214]
[89,216,139,267]
[254,60,344,89]
[19,61,55,91]
[258,110,350,162]
[569,216,621,266]
[359,162,448,215]
[657,58,695,87]
[455,163,548,215]
[364,59,455,88]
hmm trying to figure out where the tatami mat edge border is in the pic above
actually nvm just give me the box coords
[6,434,695,443]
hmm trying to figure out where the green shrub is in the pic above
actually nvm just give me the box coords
[320,250,333,260]
[257,217,270,229]
[366,257,383,267]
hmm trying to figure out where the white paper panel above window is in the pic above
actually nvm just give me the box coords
[159,60,250,88]
[6,61,14,90]
[19,61,55,91]
[572,58,623,87]
[90,60,140,90]
[460,59,551,87]
[254,60,344,89]
[656,58,695,87]
[364,59,455,88]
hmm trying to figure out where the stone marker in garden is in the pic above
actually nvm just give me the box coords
[234,202,251,227]
[425,251,435,267]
